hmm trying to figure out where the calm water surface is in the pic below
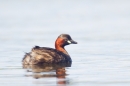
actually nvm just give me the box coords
[0,0,130,86]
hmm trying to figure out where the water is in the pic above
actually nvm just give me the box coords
[0,0,130,86]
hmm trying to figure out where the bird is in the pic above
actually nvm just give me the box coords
[22,34,77,65]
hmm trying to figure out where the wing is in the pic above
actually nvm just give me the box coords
[30,46,71,64]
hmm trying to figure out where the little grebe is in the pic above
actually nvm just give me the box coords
[22,34,77,64]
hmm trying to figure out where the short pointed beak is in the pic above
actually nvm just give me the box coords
[67,40,77,44]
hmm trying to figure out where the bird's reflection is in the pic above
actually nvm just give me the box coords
[23,62,71,85]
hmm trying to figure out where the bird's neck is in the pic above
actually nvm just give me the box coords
[55,38,69,55]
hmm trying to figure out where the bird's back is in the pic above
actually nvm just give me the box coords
[22,46,72,64]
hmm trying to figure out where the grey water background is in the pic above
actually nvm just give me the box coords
[0,0,130,86]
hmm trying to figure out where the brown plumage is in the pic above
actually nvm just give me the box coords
[22,34,77,64]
